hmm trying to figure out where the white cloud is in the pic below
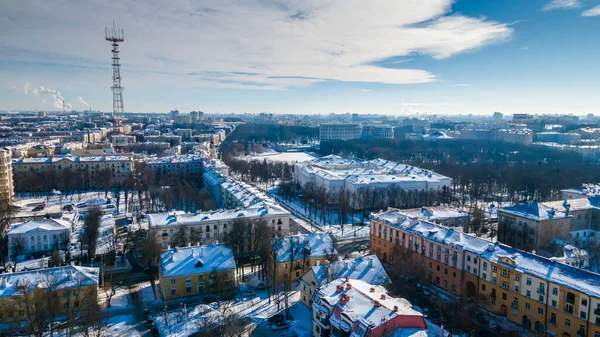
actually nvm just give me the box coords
[1,0,513,90]
[23,82,72,110]
[582,5,600,16]
[77,96,90,108]
[544,0,581,11]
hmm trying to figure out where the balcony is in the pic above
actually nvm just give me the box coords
[319,318,330,328]
[564,304,574,314]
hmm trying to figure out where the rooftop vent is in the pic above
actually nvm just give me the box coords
[369,287,376,293]
[380,294,386,300]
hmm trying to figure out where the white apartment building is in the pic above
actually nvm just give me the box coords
[319,123,362,141]
[294,155,452,209]
[147,203,290,248]
[7,219,71,256]
[145,154,204,175]
[12,155,134,180]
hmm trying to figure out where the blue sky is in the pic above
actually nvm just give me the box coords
[1,0,600,115]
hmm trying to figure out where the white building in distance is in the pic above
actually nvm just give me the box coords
[294,155,452,209]
[8,218,71,257]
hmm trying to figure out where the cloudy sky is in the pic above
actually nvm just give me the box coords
[1,0,600,115]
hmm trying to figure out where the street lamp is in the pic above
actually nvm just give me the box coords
[180,303,187,332]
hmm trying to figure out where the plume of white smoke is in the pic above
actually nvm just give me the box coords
[23,82,72,110]
[77,96,91,109]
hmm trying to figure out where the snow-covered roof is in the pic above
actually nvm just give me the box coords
[312,255,390,286]
[13,155,131,164]
[541,197,600,212]
[273,233,336,263]
[398,206,469,221]
[0,266,99,298]
[145,154,203,165]
[147,203,288,228]
[498,201,569,221]
[8,218,71,235]
[482,242,600,298]
[160,244,236,278]
[316,278,426,331]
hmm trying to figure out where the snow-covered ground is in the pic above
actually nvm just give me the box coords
[239,151,318,164]
[13,190,131,217]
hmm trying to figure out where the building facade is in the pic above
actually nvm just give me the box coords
[319,123,362,141]
[0,148,14,203]
[273,233,337,284]
[12,155,134,181]
[7,219,71,257]
[369,208,600,337]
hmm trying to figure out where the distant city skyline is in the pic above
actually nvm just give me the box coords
[1,0,600,115]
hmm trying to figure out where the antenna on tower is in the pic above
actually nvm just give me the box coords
[105,21,125,131]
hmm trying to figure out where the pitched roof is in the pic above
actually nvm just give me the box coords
[8,219,70,235]
[311,255,390,286]
[0,266,99,298]
[498,201,569,221]
[160,244,236,278]
[273,233,336,263]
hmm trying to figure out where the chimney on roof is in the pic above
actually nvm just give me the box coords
[380,294,386,300]
[393,305,398,312]
[563,200,571,216]
[374,301,381,307]
[336,284,344,292]
[370,287,376,293]
[346,283,352,290]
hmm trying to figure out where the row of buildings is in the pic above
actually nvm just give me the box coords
[370,208,600,337]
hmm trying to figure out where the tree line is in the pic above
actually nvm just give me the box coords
[319,139,600,203]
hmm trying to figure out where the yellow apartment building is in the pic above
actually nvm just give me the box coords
[159,244,236,301]
[0,266,99,325]
[272,232,336,284]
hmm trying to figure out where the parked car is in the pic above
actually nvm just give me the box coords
[488,320,497,329]
[32,204,46,211]
[62,204,74,211]
[76,203,87,208]
[422,287,431,296]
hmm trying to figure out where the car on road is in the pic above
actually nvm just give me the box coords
[422,287,431,296]
[62,204,74,211]
[32,203,46,211]
[488,320,497,329]
[76,202,87,208]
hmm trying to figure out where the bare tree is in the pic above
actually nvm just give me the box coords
[139,228,163,298]
[83,207,103,259]
[10,235,25,272]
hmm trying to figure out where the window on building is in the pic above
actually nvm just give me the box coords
[492,277,497,284]
[502,293,507,300]
[526,302,530,310]
[483,262,488,270]
[502,281,508,290]
[493,266,497,273]
[581,311,587,320]
[526,290,531,297]
[565,319,571,327]
[171,279,176,285]
[514,285,519,293]
[171,289,176,296]
[552,287,558,295]
[515,274,520,281]
[482,272,487,279]
[538,307,543,315]
[552,300,557,308]
[482,284,486,291]
[467,266,471,272]
[526,278,532,286]
[550,313,556,324]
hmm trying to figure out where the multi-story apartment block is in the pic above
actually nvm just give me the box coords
[370,208,600,337]
[147,202,290,248]
[311,278,428,337]
[0,148,14,203]
[0,266,99,325]
[7,219,71,257]
[145,154,203,175]
[272,233,336,283]
[498,198,600,251]
[12,155,134,180]
[159,244,236,301]
[202,165,227,208]
[294,156,452,209]
[319,123,362,141]
[299,254,389,307]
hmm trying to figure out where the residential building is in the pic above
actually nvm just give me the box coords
[369,208,600,337]
[0,148,14,203]
[319,123,362,141]
[311,278,428,337]
[361,125,394,139]
[562,184,600,200]
[0,266,99,324]
[158,244,236,301]
[203,165,227,208]
[272,233,337,283]
[535,132,582,145]
[299,254,389,307]
[497,201,572,252]
[294,155,452,209]
[145,154,203,175]
[147,202,290,248]
[26,144,53,157]
[7,219,71,257]
[498,198,600,251]
[12,155,134,181]
[395,206,470,230]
